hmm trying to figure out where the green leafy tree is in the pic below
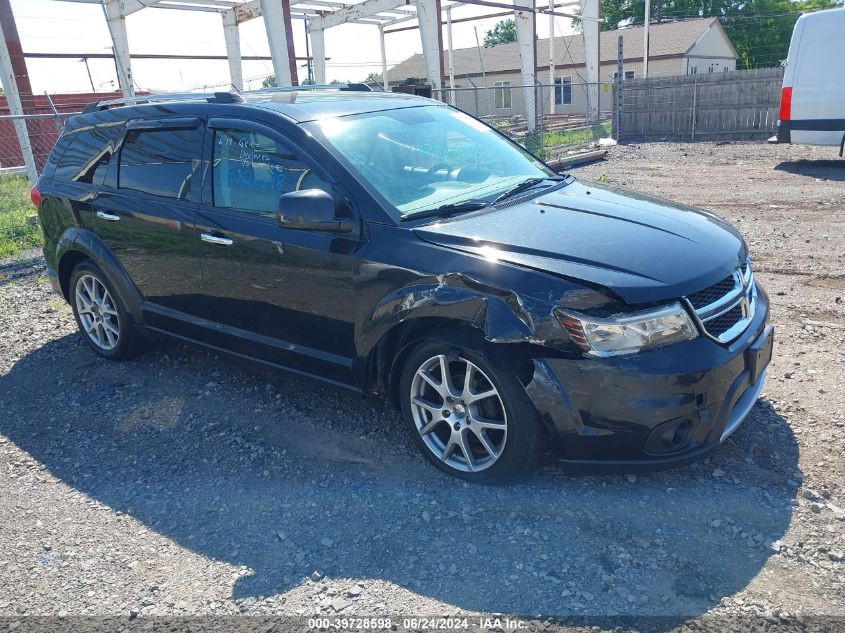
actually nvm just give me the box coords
[262,75,314,87]
[720,0,841,68]
[483,19,517,46]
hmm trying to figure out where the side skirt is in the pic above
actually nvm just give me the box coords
[140,304,363,393]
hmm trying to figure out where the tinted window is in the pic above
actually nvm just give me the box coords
[212,128,329,215]
[53,124,122,185]
[119,128,201,199]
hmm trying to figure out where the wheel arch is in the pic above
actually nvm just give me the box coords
[55,228,145,324]
[368,316,539,408]
[354,276,551,404]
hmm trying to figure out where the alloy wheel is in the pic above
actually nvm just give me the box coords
[409,354,508,472]
[75,274,120,351]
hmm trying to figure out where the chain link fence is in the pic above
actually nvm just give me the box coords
[0,84,617,257]
[1,83,618,180]
[433,81,613,160]
[0,111,79,257]
[0,112,77,177]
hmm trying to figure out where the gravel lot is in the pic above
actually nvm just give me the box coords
[0,141,843,629]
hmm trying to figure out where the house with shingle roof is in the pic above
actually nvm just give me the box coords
[387,18,737,120]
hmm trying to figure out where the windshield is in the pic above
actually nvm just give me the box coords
[304,105,558,218]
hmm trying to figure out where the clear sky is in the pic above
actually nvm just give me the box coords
[13,0,576,94]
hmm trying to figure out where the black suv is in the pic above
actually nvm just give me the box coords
[34,87,773,481]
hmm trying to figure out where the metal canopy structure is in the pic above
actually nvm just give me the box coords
[53,0,599,122]
[0,0,600,183]
[0,0,602,182]
[0,0,600,182]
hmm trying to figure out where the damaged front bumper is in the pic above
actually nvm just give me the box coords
[525,291,772,471]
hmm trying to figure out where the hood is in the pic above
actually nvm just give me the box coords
[413,180,747,305]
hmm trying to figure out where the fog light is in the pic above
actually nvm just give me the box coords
[645,418,695,455]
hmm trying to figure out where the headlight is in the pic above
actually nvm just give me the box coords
[555,303,698,356]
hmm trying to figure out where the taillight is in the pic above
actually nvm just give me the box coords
[779,87,792,122]
[30,185,42,210]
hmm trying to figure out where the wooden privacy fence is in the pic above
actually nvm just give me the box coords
[615,67,785,142]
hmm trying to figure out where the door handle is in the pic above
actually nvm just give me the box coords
[96,211,120,222]
[201,232,234,246]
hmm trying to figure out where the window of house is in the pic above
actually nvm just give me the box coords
[493,81,512,110]
[212,128,329,215]
[554,77,572,105]
[118,128,201,199]
[624,70,636,80]
[708,64,716,73]
[689,66,698,75]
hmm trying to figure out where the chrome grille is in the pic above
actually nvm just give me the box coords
[685,259,756,343]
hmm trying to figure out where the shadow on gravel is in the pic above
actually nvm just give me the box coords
[0,333,800,626]
[0,253,46,284]
[774,159,845,181]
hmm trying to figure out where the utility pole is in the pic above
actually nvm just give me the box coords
[548,0,555,115]
[473,26,486,82]
[642,0,650,78]
[614,35,623,141]
[304,20,313,84]
[446,6,455,103]
[378,24,388,90]
[80,57,96,92]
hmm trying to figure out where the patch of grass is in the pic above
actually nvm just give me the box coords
[0,174,41,258]
[543,121,612,150]
[521,134,547,160]
[49,298,68,312]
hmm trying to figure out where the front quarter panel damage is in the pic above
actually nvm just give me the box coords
[351,230,618,399]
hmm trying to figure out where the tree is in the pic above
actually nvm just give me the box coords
[574,0,842,69]
[483,19,517,46]
[364,71,384,85]
[720,0,841,68]
[262,75,314,87]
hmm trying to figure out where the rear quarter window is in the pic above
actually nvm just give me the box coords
[52,124,123,186]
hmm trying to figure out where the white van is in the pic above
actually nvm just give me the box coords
[775,7,845,154]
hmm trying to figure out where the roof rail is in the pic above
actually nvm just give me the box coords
[243,83,372,95]
[82,91,244,114]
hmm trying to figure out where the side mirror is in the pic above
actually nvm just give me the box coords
[277,189,353,233]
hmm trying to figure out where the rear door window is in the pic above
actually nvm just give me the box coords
[118,127,202,200]
[212,128,329,215]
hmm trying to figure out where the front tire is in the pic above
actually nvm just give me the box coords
[399,340,543,482]
[69,260,137,360]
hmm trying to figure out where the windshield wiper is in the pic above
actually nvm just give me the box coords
[492,176,563,205]
[400,199,489,222]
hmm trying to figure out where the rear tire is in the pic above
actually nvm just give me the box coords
[399,339,543,482]
[69,260,138,361]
